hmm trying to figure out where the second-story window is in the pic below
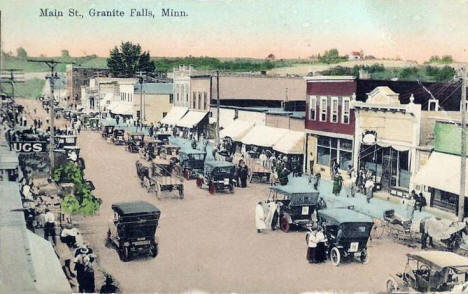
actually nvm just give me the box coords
[198,92,202,110]
[192,92,196,108]
[309,96,317,120]
[342,97,350,124]
[331,97,338,123]
[320,97,327,122]
[203,92,208,110]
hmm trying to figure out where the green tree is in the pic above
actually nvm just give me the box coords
[16,47,27,59]
[107,41,155,77]
[61,49,70,58]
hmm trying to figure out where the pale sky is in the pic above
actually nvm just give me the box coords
[1,0,468,62]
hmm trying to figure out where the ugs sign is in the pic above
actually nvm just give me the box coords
[10,141,48,153]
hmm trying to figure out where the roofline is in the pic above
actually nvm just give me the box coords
[305,76,355,82]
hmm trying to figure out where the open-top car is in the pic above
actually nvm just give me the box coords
[318,208,374,266]
[178,148,207,180]
[268,184,325,233]
[107,201,161,262]
[126,132,145,153]
[55,134,78,149]
[386,251,468,293]
[111,129,126,145]
[196,160,236,194]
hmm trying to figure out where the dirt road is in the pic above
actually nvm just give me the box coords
[76,131,415,293]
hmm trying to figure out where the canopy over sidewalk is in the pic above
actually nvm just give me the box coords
[273,130,304,154]
[176,111,208,128]
[220,119,255,141]
[160,106,188,125]
[413,152,468,196]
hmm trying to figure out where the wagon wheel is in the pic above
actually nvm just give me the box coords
[280,216,290,233]
[208,183,216,195]
[178,185,184,199]
[149,241,158,258]
[196,178,203,188]
[360,249,369,264]
[386,278,398,293]
[330,247,341,266]
[183,169,190,180]
[155,182,162,199]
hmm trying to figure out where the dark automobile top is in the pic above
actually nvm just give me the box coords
[205,160,235,168]
[269,185,320,206]
[112,201,161,216]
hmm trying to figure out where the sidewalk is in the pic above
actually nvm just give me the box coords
[287,176,457,221]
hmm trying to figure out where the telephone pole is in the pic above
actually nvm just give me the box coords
[216,70,220,146]
[459,68,467,221]
[27,59,74,175]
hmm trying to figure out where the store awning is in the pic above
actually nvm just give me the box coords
[273,130,305,154]
[414,152,468,196]
[241,125,289,148]
[220,120,255,141]
[176,111,208,128]
[110,103,133,116]
[160,106,188,125]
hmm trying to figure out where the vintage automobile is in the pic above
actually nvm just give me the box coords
[178,148,207,180]
[101,124,115,139]
[386,251,468,293]
[318,208,374,266]
[196,160,236,194]
[55,134,78,149]
[126,132,145,153]
[111,129,126,145]
[136,158,184,199]
[107,201,161,262]
[154,133,171,144]
[268,185,325,232]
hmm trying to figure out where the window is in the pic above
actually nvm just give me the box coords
[162,112,167,118]
[169,94,173,104]
[428,99,438,111]
[203,92,208,110]
[342,97,350,124]
[331,97,338,123]
[317,135,353,170]
[309,96,317,120]
[192,92,196,108]
[198,92,202,110]
[320,97,327,122]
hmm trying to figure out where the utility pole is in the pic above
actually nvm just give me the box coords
[216,70,220,146]
[137,71,145,124]
[460,68,467,221]
[27,59,74,175]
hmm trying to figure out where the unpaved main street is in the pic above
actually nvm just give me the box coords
[76,130,415,293]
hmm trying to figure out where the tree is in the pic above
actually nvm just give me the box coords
[318,49,345,64]
[107,42,155,77]
[61,49,70,58]
[16,47,27,59]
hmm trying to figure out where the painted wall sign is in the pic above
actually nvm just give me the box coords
[10,142,48,153]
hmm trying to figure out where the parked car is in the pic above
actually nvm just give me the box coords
[269,185,325,233]
[178,148,206,180]
[154,133,171,144]
[126,132,145,153]
[196,160,236,194]
[107,201,161,262]
[386,251,468,293]
[101,125,115,138]
[111,129,126,145]
[318,208,374,266]
[55,134,78,149]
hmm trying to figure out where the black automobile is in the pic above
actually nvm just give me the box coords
[318,208,374,266]
[102,125,115,138]
[107,201,161,262]
[269,185,325,232]
[55,134,78,149]
[154,133,171,144]
[196,160,236,194]
[111,129,126,145]
[126,132,145,153]
[178,148,206,180]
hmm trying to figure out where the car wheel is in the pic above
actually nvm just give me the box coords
[196,178,203,188]
[360,249,369,264]
[119,246,129,262]
[280,216,290,233]
[149,242,158,258]
[386,278,398,293]
[208,183,216,195]
[330,247,341,266]
[184,169,190,180]
[271,211,279,230]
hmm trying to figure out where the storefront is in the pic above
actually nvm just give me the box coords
[273,130,305,174]
[317,135,353,171]
[175,110,209,139]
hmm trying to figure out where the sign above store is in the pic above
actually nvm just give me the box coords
[10,141,48,153]
[361,130,377,145]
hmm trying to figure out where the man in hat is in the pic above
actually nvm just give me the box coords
[43,208,56,245]
[306,224,319,263]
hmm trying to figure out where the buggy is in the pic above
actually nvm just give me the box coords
[111,129,126,145]
[386,251,468,293]
[136,157,184,199]
[126,132,145,153]
[107,201,161,262]
[268,185,325,232]
[196,161,236,194]
[178,148,207,180]
[318,208,374,266]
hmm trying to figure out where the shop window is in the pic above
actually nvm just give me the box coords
[320,97,327,122]
[169,94,173,104]
[317,146,330,165]
[204,92,208,110]
[198,92,202,110]
[309,96,317,120]
[342,97,350,124]
[192,92,196,108]
[339,151,352,170]
[331,97,338,123]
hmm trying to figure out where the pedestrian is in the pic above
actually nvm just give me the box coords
[365,177,374,203]
[240,162,249,188]
[332,174,343,196]
[306,224,319,263]
[255,201,267,233]
[418,192,427,212]
[420,219,434,249]
[100,274,119,294]
[43,208,56,245]
[315,226,327,263]
[259,151,268,168]
[278,166,290,186]
[33,118,38,129]
[314,172,321,190]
